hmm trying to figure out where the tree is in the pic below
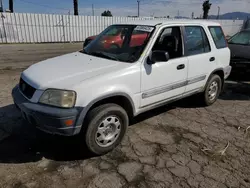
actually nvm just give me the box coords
[101,10,112,17]
[202,0,212,19]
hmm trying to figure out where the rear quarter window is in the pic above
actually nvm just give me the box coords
[208,26,227,49]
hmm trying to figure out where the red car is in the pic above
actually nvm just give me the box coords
[83,27,150,49]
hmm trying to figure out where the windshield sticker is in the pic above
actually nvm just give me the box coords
[134,26,154,32]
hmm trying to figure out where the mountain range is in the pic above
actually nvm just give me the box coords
[208,12,250,20]
[173,12,250,20]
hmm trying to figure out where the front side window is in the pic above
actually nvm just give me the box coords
[209,26,227,49]
[83,25,155,63]
[185,26,211,56]
[228,31,250,45]
[152,26,183,59]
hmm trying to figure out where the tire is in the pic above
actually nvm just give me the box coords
[84,103,129,155]
[202,74,222,106]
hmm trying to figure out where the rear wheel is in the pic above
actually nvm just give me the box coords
[202,74,222,106]
[84,103,128,155]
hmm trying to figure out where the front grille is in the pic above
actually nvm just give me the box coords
[19,78,36,99]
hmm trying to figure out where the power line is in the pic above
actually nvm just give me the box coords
[9,0,13,12]
[217,6,220,19]
[137,0,140,17]
[73,0,78,15]
[92,4,94,16]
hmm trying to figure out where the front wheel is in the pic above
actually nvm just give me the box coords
[84,104,129,155]
[203,74,222,106]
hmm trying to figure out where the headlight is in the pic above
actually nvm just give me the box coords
[39,89,76,108]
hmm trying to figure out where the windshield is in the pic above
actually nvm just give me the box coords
[83,24,155,63]
[228,31,250,45]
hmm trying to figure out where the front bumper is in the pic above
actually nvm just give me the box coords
[12,86,82,136]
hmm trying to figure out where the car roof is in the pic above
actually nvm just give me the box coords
[117,19,221,27]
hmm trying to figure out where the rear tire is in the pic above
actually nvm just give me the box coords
[84,103,128,155]
[202,74,222,106]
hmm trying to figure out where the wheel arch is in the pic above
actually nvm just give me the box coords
[204,68,225,91]
[76,93,135,128]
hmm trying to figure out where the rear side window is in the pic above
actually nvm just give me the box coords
[184,26,211,56]
[208,26,227,49]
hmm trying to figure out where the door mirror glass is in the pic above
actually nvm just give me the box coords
[148,50,170,64]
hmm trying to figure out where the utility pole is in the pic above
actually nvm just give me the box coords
[137,0,140,17]
[73,0,78,15]
[217,6,220,20]
[92,4,94,16]
[9,0,13,12]
[0,0,3,12]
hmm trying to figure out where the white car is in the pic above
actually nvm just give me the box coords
[12,20,231,155]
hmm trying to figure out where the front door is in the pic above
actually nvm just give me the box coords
[140,26,188,107]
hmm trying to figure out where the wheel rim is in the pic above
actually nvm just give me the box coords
[95,116,121,147]
[208,81,218,101]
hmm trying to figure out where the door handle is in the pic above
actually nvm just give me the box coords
[209,57,215,62]
[177,64,185,70]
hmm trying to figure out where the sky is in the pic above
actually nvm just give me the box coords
[1,0,250,17]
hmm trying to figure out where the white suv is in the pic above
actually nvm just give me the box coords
[12,20,231,155]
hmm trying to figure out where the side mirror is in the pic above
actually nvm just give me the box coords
[83,38,93,48]
[148,50,170,64]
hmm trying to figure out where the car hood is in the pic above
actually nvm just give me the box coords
[22,52,126,90]
[229,43,250,61]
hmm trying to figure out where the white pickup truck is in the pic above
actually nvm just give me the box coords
[12,20,231,155]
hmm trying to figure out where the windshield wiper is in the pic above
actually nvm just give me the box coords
[89,51,119,61]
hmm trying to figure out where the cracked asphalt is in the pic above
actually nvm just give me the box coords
[0,44,250,188]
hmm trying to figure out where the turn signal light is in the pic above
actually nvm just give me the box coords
[64,119,74,126]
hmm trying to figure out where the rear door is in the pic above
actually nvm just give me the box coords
[184,25,217,93]
[208,26,230,68]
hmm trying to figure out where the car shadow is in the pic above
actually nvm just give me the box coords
[0,104,94,164]
[131,105,174,125]
[228,71,250,82]
[219,72,250,101]
[219,81,250,100]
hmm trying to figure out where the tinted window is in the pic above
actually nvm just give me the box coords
[152,27,183,59]
[209,26,227,49]
[228,31,250,45]
[185,26,211,56]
